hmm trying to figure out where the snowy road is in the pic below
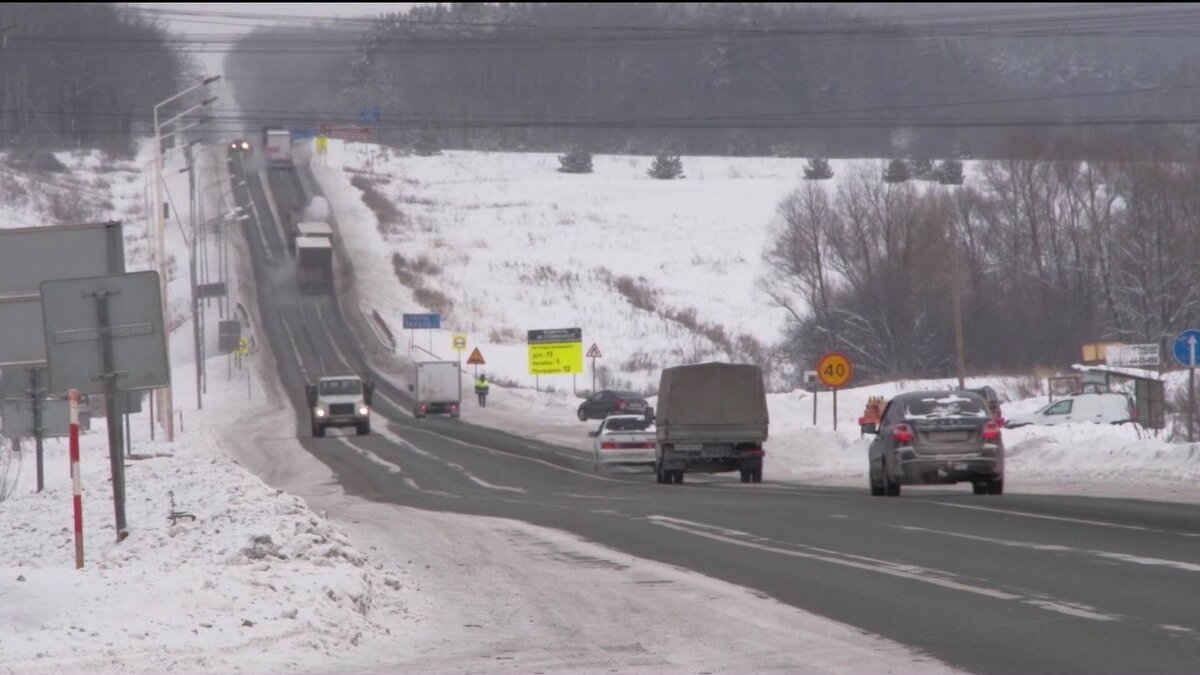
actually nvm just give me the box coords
[228,151,1200,675]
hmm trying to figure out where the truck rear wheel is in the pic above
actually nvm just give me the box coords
[740,469,751,483]
[672,470,684,484]
[751,467,762,483]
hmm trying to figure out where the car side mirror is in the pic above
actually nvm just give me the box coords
[304,384,317,407]
[587,431,598,437]
[861,422,878,435]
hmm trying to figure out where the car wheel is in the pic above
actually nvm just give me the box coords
[869,461,885,496]
[655,462,666,484]
[881,459,900,497]
[988,478,1004,495]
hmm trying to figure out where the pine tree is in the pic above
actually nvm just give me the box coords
[648,152,684,180]
[558,146,593,174]
[937,159,964,185]
[908,157,934,180]
[803,157,834,180]
[882,158,911,183]
[414,130,441,157]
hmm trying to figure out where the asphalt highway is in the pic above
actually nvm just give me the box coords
[229,152,1200,675]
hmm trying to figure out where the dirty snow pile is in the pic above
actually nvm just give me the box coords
[0,420,405,674]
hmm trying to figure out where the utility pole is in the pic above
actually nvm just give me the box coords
[187,142,202,410]
[949,189,966,389]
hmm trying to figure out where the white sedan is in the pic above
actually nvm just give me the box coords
[589,415,656,471]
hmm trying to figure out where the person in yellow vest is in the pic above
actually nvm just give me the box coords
[474,374,490,407]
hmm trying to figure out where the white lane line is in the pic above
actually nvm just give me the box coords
[646,515,1119,622]
[932,502,1200,538]
[376,389,414,417]
[279,321,308,378]
[398,424,633,484]
[335,437,420,492]
[315,304,357,372]
[893,524,1200,574]
[377,426,527,493]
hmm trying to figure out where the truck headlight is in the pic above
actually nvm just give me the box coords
[314,408,326,418]
[358,406,369,416]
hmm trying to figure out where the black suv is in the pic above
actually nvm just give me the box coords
[577,390,653,422]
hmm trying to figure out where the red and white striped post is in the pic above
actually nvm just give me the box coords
[69,388,83,570]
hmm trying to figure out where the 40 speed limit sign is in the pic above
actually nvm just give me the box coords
[816,352,853,388]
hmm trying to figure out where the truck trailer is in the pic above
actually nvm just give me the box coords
[412,361,461,419]
[295,236,333,294]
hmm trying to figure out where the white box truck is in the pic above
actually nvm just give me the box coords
[412,361,461,419]
[262,127,292,166]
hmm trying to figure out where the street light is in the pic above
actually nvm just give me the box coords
[152,74,221,439]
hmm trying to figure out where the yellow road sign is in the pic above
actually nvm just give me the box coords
[452,334,467,352]
[528,342,583,374]
[816,352,852,388]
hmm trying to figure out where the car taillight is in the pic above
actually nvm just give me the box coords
[615,400,625,409]
[982,421,1001,442]
[600,442,618,450]
[420,404,427,412]
[640,442,655,449]
[892,424,914,444]
[450,403,458,410]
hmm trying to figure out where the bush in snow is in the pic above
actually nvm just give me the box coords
[882,158,911,183]
[803,157,834,180]
[558,146,593,174]
[907,157,935,180]
[648,152,684,180]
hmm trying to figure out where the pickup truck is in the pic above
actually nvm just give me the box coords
[655,362,768,484]
[589,414,656,471]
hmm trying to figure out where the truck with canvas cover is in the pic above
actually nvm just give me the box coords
[295,236,332,294]
[654,362,768,484]
[412,361,461,418]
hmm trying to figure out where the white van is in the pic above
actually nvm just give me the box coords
[1005,393,1133,428]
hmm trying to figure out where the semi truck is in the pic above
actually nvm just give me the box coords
[654,362,769,484]
[411,361,461,419]
[295,236,332,294]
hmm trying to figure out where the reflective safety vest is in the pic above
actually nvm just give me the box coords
[474,378,489,393]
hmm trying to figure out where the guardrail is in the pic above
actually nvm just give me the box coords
[361,307,396,353]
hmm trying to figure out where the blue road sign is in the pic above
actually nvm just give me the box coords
[402,313,440,330]
[359,106,382,124]
[290,129,316,140]
[1173,329,1200,367]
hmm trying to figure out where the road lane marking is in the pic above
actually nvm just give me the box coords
[892,524,1200,574]
[335,437,420,491]
[932,502,1200,538]
[279,321,308,378]
[315,303,357,372]
[377,426,528,493]
[646,515,1118,622]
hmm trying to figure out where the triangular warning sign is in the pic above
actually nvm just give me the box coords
[467,347,486,365]
[586,343,602,358]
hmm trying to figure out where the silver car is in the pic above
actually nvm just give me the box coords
[864,391,1004,497]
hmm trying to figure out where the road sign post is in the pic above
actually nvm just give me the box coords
[41,271,169,543]
[816,352,853,431]
[1172,330,1200,442]
[586,343,602,394]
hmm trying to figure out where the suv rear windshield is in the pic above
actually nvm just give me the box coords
[902,394,987,419]
[320,379,361,396]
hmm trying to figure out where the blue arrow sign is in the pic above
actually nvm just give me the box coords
[1173,329,1200,367]
[359,106,382,124]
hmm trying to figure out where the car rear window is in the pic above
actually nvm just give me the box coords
[614,392,642,400]
[606,417,652,431]
[903,395,987,419]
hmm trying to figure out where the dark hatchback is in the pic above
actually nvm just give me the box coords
[577,390,653,421]
[864,390,1004,497]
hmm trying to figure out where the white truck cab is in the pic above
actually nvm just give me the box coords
[305,375,374,437]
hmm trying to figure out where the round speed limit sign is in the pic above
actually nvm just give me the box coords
[816,352,853,388]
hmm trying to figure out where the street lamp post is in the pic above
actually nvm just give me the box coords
[153,75,219,433]
[947,185,966,390]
